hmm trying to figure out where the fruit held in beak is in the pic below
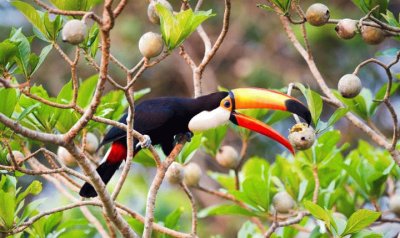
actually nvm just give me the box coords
[288,123,315,150]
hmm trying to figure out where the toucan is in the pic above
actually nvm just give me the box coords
[79,88,311,197]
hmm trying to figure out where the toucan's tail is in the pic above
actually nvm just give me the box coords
[79,161,122,197]
[79,142,127,198]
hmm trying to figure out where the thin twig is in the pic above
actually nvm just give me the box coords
[180,183,198,236]
[143,138,188,238]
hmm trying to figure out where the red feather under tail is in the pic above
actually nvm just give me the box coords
[79,142,131,198]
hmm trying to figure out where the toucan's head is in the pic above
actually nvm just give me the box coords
[188,88,312,154]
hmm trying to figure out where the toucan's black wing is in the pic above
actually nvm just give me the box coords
[99,99,177,147]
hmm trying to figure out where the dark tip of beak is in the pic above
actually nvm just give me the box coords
[285,99,312,125]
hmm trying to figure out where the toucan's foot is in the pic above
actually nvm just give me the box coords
[176,132,193,143]
[137,135,152,149]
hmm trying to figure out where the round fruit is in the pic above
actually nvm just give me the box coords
[6,150,25,164]
[288,123,315,150]
[62,19,87,45]
[183,163,202,187]
[306,3,330,26]
[57,146,77,167]
[138,32,164,59]
[272,191,295,213]
[389,195,400,217]
[338,74,362,98]
[166,162,184,184]
[216,145,240,169]
[335,19,357,39]
[361,25,385,45]
[147,0,173,25]
[85,132,99,154]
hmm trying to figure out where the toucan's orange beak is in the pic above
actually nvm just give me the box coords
[221,88,311,154]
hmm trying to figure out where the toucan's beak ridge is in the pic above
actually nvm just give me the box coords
[284,99,312,126]
[225,88,312,154]
[229,88,312,125]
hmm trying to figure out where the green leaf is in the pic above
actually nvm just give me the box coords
[49,0,99,11]
[31,44,52,76]
[351,230,383,238]
[134,88,151,101]
[0,40,19,69]
[10,29,31,77]
[11,1,47,38]
[16,180,42,204]
[208,171,235,190]
[370,82,400,115]
[164,207,184,231]
[202,125,227,156]
[17,198,46,226]
[43,212,62,234]
[177,133,203,164]
[43,13,63,41]
[198,204,256,218]
[306,89,323,126]
[0,190,16,230]
[157,4,215,50]
[0,88,18,130]
[77,75,98,107]
[295,84,322,125]
[326,108,349,128]
[303,200,336,231]
[257,4,275,12]
[242,177,269,210]
[242,157,269,180]
[342,209,380,236]
[333,89,372,120]
[238,221,263,238]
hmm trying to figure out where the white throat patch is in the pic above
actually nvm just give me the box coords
[188,107,230,132]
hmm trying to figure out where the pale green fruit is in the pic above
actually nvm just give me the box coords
[361,25,385,45]
[306,3,330,26]
[166,162,184,184]
[389,195,400,217]
[183,163,202,187]
[216,145,240,169]
[147,0,173,24]
[85,132,99,154]
[138,32,164,58]
[62,20,87,45]
[272,191,295,213]
[338,74,362,98]
[57,146,76,167]
[6,150,25,164]
[335,19,357,39]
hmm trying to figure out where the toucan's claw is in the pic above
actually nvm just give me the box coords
[136,135,152,149]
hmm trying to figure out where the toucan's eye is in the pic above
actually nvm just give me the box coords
[224,101,231,108]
